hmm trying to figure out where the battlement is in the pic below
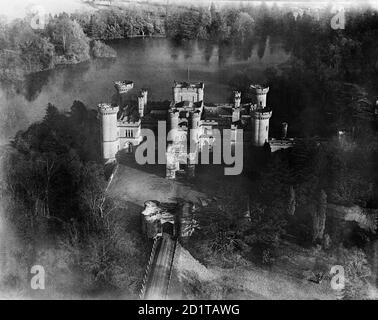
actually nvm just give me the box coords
[202,119,217,124]
[269,138,295,152]
[117,120,141,127]
[114,80,134,94]
[250,84,269,95]
[98,103,119,114]
[169,109,180,116]
[251,110,272,120]
[173,81,204,89]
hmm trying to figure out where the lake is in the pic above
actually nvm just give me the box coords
[0,37,290,143]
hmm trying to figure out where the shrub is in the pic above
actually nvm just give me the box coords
[91,40,117,58]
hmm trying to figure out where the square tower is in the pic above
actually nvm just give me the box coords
[172,81,204,104]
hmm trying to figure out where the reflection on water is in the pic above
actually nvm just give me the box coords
[0,37,290,143]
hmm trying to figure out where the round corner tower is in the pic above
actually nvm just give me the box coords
[98,103,119,162]
[251,110,272,146]
[168,108,180,142]
[190,110,201,144]
[141,89,148,105]
[234,91,241,108]
[250,84,269,109]
[250,84,272,146]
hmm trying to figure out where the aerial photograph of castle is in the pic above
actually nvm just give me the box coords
[0,0,378,307]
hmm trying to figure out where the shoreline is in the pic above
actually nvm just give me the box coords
[4,36,168,80]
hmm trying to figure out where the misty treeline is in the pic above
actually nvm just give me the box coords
[2,2,378,84]
[0,102,146,298]
[0,13,116,83]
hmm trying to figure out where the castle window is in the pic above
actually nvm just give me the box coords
[266,126,268,131]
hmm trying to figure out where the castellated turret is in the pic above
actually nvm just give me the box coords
[281,122,288,139]
[251,110,272,146]
[138,96,145,117]
[190,110,201,143]
[232,91,242,122]
[250,84,269,109]
[141,89,148,105]
[234,91,241,108]
[166,142,178,179]
[138,89,148,117]
[114,80,134,94]
[250,84,272,146]
[114,80,134,106]
[98,103,119,162]
[168,109,180,142]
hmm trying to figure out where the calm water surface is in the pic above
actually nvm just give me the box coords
[0,37,290,142]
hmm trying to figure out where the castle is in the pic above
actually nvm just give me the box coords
[98,80,293,178]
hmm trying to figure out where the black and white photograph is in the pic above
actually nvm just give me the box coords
[0,0,377,305]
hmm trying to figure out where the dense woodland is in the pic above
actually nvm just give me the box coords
[1,3,378,299]
[1,103,148,298]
